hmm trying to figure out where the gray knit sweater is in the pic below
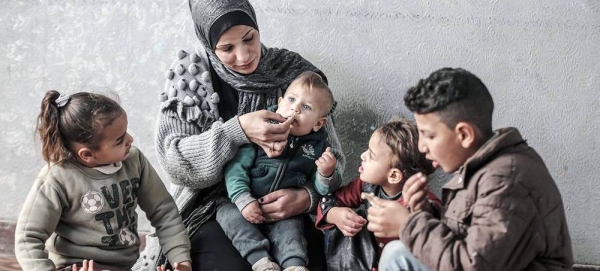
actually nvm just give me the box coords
[133,47,345,270]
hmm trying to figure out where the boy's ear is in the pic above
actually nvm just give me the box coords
[312,117,328,132]
[455,122,476,149]
[387,168,404,185]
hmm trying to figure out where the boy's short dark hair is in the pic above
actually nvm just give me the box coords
[404,68,494,136]
[292,71,334,116]
[377,118,435,180]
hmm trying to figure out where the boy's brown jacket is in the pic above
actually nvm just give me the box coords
[400,127,573,271]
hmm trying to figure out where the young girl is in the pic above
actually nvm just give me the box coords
[315,119,442,271]
[15,90,191,271]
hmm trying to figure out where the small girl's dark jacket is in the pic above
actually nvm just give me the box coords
[316,177,441,255]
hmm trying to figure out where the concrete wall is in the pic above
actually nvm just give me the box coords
[1,0,598,265]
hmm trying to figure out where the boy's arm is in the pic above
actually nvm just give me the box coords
[224,144,257,211]
[315,177,364,230]
[15,173,63,271]
[400,174,536,271]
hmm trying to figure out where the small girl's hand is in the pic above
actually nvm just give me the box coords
[241,201,265,224]
[326,207,367,237]
[173,261,192,271]
[316,147,336,177]
[71,259,95,271]
[157,261,192,271]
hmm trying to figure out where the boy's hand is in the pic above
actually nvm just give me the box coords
[242,201,265,224]
[367,197,410,238]
[326,207,367,237]
[316,147,336,177]
[157,261,192,271]
[402,173,432,213]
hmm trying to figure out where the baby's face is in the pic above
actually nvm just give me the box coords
[277,85,328,136]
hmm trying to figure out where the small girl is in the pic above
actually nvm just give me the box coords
[315,119,442,271]
[15,90,191,271]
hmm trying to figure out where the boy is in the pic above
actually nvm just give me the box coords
[368,68,573,271]
[217,71,341,271]
[315,119,441,271]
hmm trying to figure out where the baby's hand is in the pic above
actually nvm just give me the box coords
[316,147,336,177]
[242,201,265,224]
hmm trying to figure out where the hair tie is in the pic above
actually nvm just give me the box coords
[55,94,71,108]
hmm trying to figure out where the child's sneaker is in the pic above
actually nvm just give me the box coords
[283,267,309,271]
[252,257,281,271]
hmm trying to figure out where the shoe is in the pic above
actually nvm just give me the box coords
[132,233,165,271]
[252,257,281,271]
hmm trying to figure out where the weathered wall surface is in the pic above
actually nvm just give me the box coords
[1,0,598,265]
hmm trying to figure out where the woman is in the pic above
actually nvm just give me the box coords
[133,0,345,270]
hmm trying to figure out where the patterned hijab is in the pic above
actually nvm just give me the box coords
[188,0,326,114]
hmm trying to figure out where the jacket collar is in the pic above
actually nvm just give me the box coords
[443,127,526,190]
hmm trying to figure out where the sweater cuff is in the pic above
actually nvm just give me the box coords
[222,116,251,147]
[303,185,320,214]
[316,194,337,229]
[315,170,341,195]
[234,192,256,211]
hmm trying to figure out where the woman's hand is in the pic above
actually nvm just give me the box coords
[238,110,293,157]
[326,207,367,237]
[258,188,310,221]
[402,173,432,213]
[366,197,410,238]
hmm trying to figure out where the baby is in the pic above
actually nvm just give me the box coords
[218,71,341,271]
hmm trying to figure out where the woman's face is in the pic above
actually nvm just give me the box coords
[214,25,261,74]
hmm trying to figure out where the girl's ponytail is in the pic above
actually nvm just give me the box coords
[37,90,71,163]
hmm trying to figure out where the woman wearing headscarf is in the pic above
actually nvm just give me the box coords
[133,0,345,270]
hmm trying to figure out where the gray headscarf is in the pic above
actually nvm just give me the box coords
[188,0,326,114]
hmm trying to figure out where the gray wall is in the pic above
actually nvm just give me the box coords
[1,0,598,265]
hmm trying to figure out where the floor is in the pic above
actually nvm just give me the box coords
[1,252,599,271]
[0,254,21,271]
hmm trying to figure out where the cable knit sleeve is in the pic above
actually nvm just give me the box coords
[156,48,250,189]
[324,115,345,175]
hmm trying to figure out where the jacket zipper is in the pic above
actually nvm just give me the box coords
[268,137,300,194]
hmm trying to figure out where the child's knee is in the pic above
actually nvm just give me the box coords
[379,241,410,269]
[381,240,409,258]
